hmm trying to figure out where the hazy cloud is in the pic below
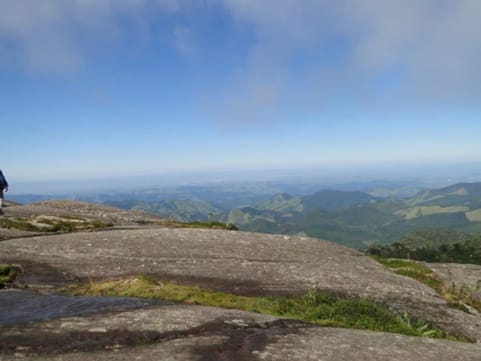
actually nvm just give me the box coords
[1,0,480,122]
[0,0,186,73]
[345,0,481,102]
[172,25,196,57]
[214,0,481,124]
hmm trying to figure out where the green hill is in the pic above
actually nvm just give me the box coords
[301,190,376,211]
[105,199,222,223]
[105,182,481,250]
[220,184,481,249]
[408,182,481,209]
[255,193,304,212]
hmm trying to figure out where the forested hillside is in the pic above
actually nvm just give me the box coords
[366,230,481,265]
[104,182,481,249]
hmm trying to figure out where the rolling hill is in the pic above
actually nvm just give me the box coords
[106,199,223,223]
[218,182,481,249]
[101,182,481,249]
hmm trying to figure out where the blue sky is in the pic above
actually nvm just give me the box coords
[1,0,481,183]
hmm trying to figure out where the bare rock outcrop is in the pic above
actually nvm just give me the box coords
[1,298,480,361]
[3,200,164,226]
[1,201,481,359]
[2,227,481,341]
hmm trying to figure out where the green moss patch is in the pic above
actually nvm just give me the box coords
[373,257,481,314]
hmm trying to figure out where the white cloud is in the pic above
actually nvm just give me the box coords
[1,0,480,120]
[0,0,187,73]
[345,0,481,100]
[173,25,196,56]
[213,0,481,123]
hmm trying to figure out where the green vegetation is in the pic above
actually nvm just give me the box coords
[466,208,481,222]
[145,219,238,230]
[367,233,481,265]
[108,199,223,223]
[0,264,20,288]
[256,193,304,213]
[0,216,112,233]
[178,220,238,230]
[408,183,481,208]
[373,257,481,314]
[0,217,44,232]
[443,284,481,314]
[219,183,481,249]
[392,229,473,248]
[66,275,447,339]
[396,206,470,220]
[104,182,481,249]
[373,257,444,292]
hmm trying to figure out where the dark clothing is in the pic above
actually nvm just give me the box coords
[0,171,7,209]
[0,170,7,189]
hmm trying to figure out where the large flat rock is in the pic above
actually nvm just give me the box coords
[1,228,481,341]
[1,292,481,361]
[0,290,161,327]
[0,228,442,298]
[0,292,281,358]
[0,201,164,241]
[1,201,164,228]
[1,302,480,361]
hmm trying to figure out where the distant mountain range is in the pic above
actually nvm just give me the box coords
[107,199,222,223]
[9,181,481,249]
[93,182,481,249]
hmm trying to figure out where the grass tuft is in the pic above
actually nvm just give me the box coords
[373,256,481,314]
[139,219,239,230]
[0,218,41,232]
[0,216,112,233]
[372,257,444,293]
[0,264,20,288]
[181,221,238,230]
[65,275,447,339]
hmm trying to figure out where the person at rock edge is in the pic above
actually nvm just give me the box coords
[0,170,8,213]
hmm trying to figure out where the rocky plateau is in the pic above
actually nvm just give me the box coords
[1,201,481,360]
